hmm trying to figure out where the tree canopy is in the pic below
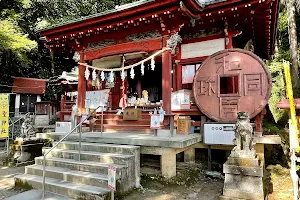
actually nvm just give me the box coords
[0,0,137,94]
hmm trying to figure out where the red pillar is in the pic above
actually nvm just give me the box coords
[225,31,233,49]
[176,63,182,91]
[87,68,93,91]
[77,52,86,115]
[162,40,172,114]
[176,45,182,91]
[137,80,142,98]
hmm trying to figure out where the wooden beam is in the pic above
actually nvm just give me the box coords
[180,56,208,65]
[182,33,224,44]
[84,38,163,61]
[193,143,234,151]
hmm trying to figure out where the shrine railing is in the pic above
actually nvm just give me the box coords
[42,104,102,199]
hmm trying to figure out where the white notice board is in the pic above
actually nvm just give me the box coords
[85,89,110,111]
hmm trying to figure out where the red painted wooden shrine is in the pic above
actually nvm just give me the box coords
[40,0,279,133]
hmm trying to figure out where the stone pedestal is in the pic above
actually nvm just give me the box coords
[220,156,264,200]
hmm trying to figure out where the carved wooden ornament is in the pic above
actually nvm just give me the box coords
[193,49,272,122]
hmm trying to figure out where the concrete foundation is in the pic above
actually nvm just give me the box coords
[184,147,195,163]
[141,145,194,178]
[161,153,176,178]
[37,132,201,148]
[255,143,264,163]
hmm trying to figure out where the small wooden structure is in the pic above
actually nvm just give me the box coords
[34,101,57,126]
[11,77,46,115]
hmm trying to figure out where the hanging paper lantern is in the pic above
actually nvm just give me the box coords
[151,57,155,71]
[130,67,135,79]
[100,71,105,81]
[109,71,114,83]
[121,69,126,81]
[141,62,145,76]
[84,67,90,80]
[92,69,97,81]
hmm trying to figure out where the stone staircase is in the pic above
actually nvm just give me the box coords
[15,141,140,200]
[92,112,154,133]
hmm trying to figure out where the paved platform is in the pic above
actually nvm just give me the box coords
[37,132,201,148]
[6,189,70,200]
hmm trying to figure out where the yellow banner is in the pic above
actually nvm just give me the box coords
[0,94,9,138]
[283,61,299,149]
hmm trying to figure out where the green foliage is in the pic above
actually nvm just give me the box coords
[0,0,137,94]
[0,20,37,54]
[267,60,288,123]
[266,1,300,122]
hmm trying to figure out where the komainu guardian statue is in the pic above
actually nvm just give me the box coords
[231,112,256,159]
[220,112,263,200]
[20,115,36,139]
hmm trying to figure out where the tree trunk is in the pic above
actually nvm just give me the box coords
[287,0,299,92]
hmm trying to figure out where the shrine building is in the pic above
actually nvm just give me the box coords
[38,0,281,178]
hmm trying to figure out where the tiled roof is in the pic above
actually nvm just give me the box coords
[196,0,227,7]
[12,77,47,94]
[39,0,154,32]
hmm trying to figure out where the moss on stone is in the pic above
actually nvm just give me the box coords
[14,179,33,190]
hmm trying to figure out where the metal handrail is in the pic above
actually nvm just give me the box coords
[9,112,30,127]
[42,104,103,199]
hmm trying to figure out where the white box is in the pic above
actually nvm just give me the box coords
[55,122,72,133]
[171,90,190,110]
[203,123,235,145]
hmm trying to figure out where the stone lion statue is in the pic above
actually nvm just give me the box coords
[233,112,255,151]
[20,115,36,139]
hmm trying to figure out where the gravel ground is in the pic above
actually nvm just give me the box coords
[0,150,26,200]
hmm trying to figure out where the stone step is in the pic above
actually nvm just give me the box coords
[25,165,109,189]
[15,174,109,200]
[46,149,134,165]
[95,119,150,125]
[35,156,125,176]
[93,125,152,131]
[55,141,139,155]
[98,128,154,134]
[102,114,151,120]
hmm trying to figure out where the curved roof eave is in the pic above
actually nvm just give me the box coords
[38,0,155,32]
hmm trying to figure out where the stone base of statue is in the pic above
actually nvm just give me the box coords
[220,112,264,200]
[219,156,264,200]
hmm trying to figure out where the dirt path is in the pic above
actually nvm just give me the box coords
[121,167,224,200]
[0,151,26,200]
